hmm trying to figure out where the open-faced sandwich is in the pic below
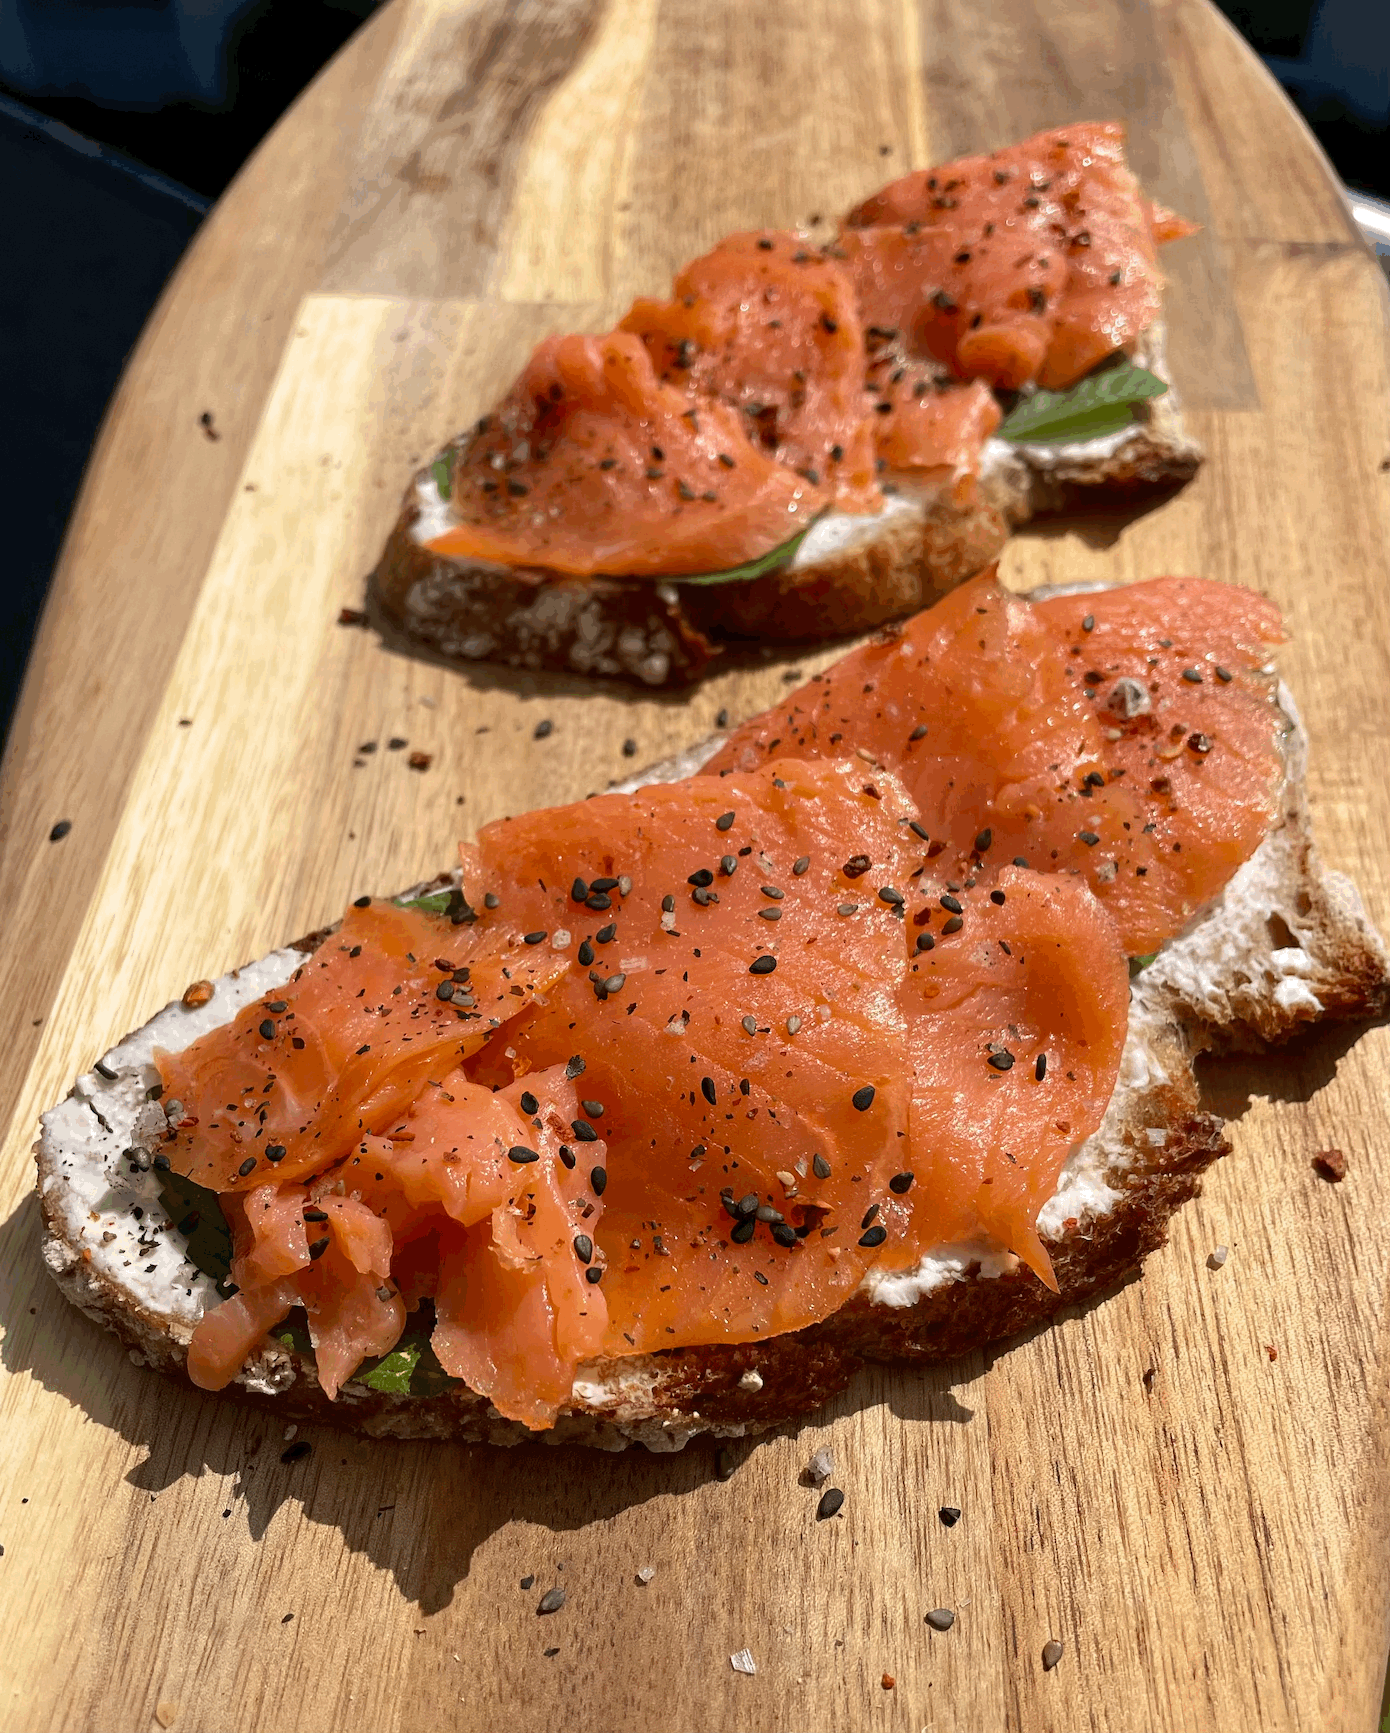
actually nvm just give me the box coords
[374,122,1202,685]
[36,573,1387,1449]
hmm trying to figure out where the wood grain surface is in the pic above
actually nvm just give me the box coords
[3,2,1390,1729]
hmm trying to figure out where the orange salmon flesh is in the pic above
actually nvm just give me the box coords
[160,576,1283,1429]
[425,122,1194,580]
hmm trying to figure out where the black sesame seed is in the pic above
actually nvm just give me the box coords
[523,930,547,945]
[736,1193,759,1216]
[303,1207,328,1222]
[1035,1053,1047,1081]
[595,923,617,944]
[565,1055,586,1079]
[938,1506,961,1527]
[749,956,777,975]
[792,856,811,876]
[152,1152,171,1171]
[1078,831,1100,846]
[1013,856,1029,868]
[266,1144,287,1162]
[586,891,612,911]
[762,886,784,900]
[308,1237,330,1260]
[603,973,626,994]
[49,820,72,842]
[909,724,928,741]
[585,1265,604,1284]
[484,893,500,909]
[508,1145,540,1164]
[591,877,619,893]
[939,894,962,914]
[534,719,554,739]
[558,1145,576,1169]
[238,1156,258,1177]
[590,1165,607,1194]
[915,932,935,953]
[572,1119,598,1141]
[771,1222,797,1246]
[861,1203,880,1229]
[942,915,964,934]
[878,886,904,906]
[520,1090,539,1115]
[687,868,714,887]
[852,1085,876,1111]
[1182,668,1203,683]
[990,889,1006,905]
[570,877,589,902]
[537,1588,566,1615]
[266,1000,288,1013]
[1082,614,1095,632]
[715,811,736,831]
[721,855,737,876]
[280,1441,313,1464]
[987,1051,1015,1071]
[812,1154,832,1179]
[909,820,930,842]
[816,1487,845,1520]
[742,1015,758,1034]
[858,1224,888,1248]
[581,1100,604,1118]
[731,1217,756,1244]
[573,1234,593,1264]
[888,1172,914,1194]
[700,1076,717,1105]
[576,939,594,967]
[1215,666,1233,683]
[974,828,992,852]
[258,1019,276,1040]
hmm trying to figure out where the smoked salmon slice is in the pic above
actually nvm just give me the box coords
[424,332,826,577]
[620,231,881,511]
[709,573,1285,957]
[168,743,1131,1426]
[842,121,1190,391]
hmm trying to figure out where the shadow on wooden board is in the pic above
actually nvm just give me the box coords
[4,1013,1376,1612]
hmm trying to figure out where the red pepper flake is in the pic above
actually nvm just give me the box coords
[337,607,367,627]
[881,1674,896,1690]
[1312,1147,1347,1181]
[407,751,433,771]
[1265,1344,1278,1362]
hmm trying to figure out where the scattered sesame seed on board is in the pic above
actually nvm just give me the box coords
[925,1608,955,1631]
[730,1648,757,1675]
[537,1587,566,1614]
[1042,1638,1065,1670]
[816,1487,845,1520]
[938,1506,960,1527]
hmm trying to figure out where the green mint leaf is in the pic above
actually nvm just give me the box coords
[156,1169,233,1282]
[431,455,453,502]
[1129,952,1159,978]
[672,517,819,587]
[999,363,1168,445]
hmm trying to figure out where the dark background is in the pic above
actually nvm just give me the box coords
[2,0,1387,743]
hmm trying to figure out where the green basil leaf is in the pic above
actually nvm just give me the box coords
[999,362,1168,445]
[352,1328,458,1397]
[431,455,453,502]
[671,517,820,587]
[156,1168,233,1282]
[1129,952,1158,978]
[396,885,475,923]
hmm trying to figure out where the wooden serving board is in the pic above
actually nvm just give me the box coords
[3,2,1390,1728]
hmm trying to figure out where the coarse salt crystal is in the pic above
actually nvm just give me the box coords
[806,1445,835,1487]
[730,1648,757,1675]
[636,1567,655,1584]
[551,929,571,950]
[1208,1244,1229,1269]
[738,1370,763,1392]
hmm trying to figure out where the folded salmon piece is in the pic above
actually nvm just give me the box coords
[842,120,1192,390]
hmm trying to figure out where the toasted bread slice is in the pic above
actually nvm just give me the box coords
[34,689,1385,1449]
[369,325,1198,687]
